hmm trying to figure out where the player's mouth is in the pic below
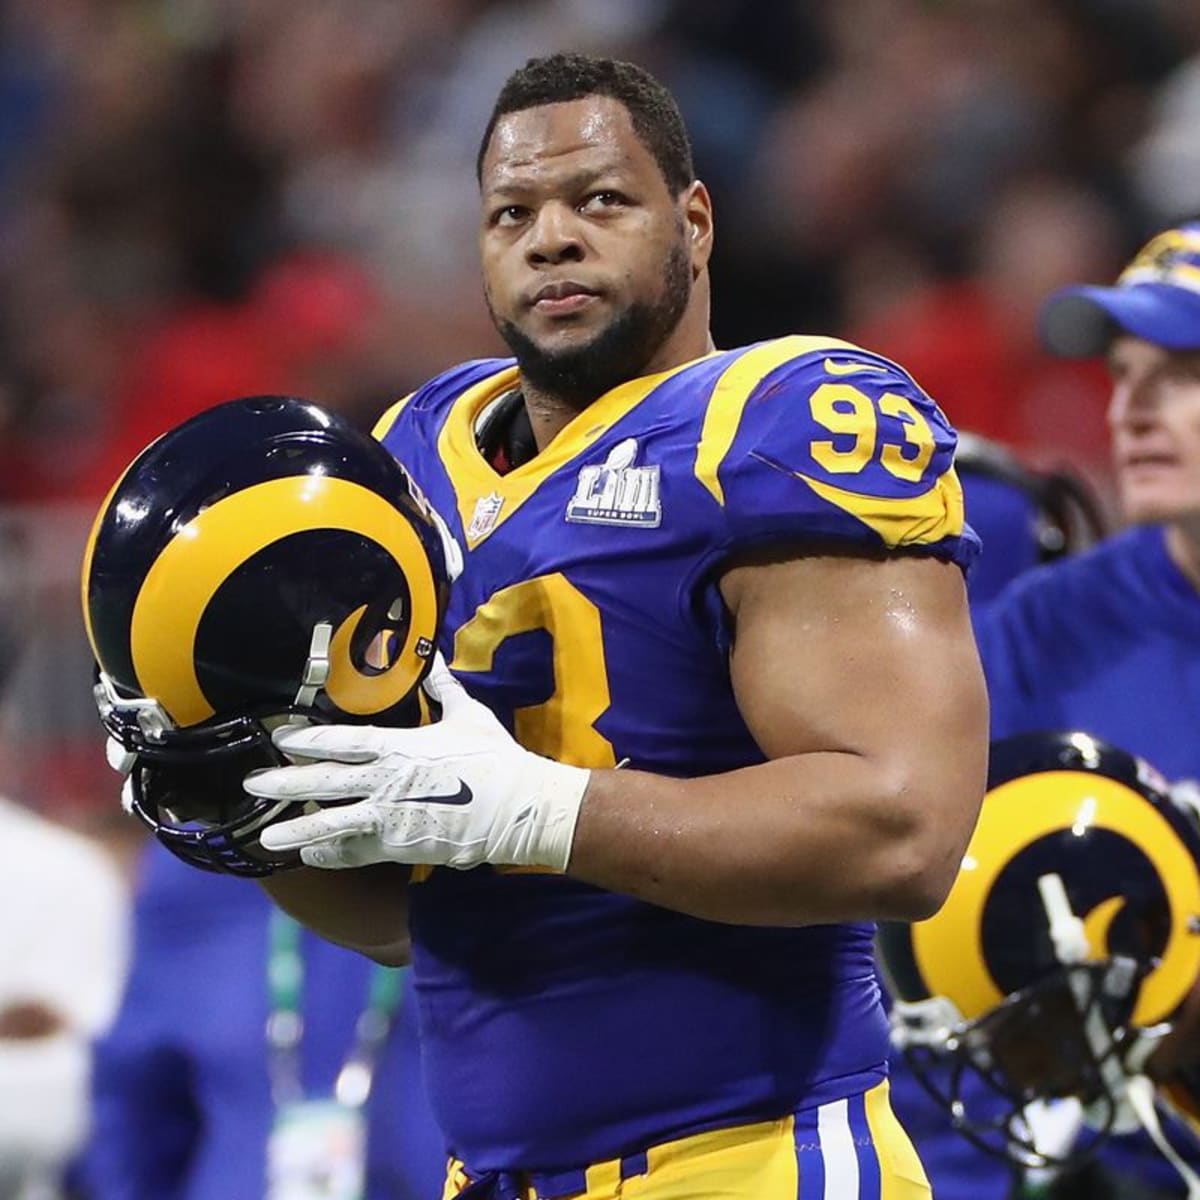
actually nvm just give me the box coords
[529,280,600,316]
[1119,449,1178,473]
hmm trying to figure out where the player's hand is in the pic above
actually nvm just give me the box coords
[250,657,590,871]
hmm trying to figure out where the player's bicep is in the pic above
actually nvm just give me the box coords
[720,548,987,775]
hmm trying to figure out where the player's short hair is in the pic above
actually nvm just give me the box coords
[477,52,695,195]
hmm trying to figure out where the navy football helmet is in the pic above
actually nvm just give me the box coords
[82,396,450,876]
[878,732,1200,1171]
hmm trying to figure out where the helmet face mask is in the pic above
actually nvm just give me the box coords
[82,396,449,875]
[95,666,312,876]
[124,733,294,878]
[893,961,1147,1169]
[879,732,1200,1171]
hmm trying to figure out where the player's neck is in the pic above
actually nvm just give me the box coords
[521,387,584,452]
[1165,519,1200,595]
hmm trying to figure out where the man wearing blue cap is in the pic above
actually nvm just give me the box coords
[974,222,1200,1198]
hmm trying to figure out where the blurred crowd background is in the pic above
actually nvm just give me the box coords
[2,0,1199,845]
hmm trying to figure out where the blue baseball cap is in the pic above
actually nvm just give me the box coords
[1039,223,1200,356]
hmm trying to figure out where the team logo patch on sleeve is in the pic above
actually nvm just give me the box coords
[565,438,661,528]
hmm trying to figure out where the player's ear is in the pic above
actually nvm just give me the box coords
[681,181,713,271]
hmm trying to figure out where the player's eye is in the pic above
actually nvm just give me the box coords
[491,206,529,228]
[579,191,627,213]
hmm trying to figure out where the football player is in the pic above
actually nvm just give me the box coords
[92,54,990,1199]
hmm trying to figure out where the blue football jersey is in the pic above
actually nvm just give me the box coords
[374,335,978,1172]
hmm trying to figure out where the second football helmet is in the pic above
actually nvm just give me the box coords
[82,396,451,876]
[878,732,1200,1170]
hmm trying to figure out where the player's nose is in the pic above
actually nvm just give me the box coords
[525,201,585,266]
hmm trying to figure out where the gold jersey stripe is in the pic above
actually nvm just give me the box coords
[792,467,964,548]
[370,392,415,441]
[438,355,718,549]
[693,335,862,506]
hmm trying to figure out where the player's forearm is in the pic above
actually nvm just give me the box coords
[567,751,982,926]
[258,863,413,965]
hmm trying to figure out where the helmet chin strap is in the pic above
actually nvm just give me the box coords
[94,669,177,744]
[1039,873,1139,1131]
[291,621,333,712]
[1037,872,1090,964]
[1038,872,1200,1198]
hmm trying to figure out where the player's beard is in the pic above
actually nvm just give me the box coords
[493,239,693,410]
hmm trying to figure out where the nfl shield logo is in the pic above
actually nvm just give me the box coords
[468,492,504,540]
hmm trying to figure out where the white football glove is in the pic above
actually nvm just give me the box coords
[251,657,590,871]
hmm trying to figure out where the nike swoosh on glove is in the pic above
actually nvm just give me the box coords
[250,657,590,871]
